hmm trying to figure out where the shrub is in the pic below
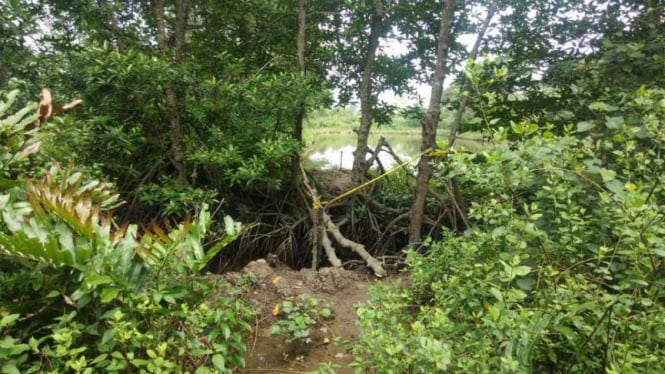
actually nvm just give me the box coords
[352,87,665,372]
[0,89,251,373]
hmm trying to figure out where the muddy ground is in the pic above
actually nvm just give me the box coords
[224,259,397,373]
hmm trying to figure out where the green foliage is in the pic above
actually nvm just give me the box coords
[0,92,251,373]
[0,1,40,88]
[350,283,452,373]
[58,42,327,219]
[307,361,341,374]
[352,85,665,372]
[2,0,663,371]
[0,89,40,180]
[137,180,218,219]
[399,105,425,128]
[306,107,360,129]
[459,8,665,136]
[181,69,324,191]
[270,294,332,345]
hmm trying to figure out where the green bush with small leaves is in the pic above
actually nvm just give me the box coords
[352,84,665,372]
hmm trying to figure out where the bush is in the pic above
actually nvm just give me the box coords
[0,89,252,373]
[352,87,665,372]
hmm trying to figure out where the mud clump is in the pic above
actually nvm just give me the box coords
[298,267,362,294]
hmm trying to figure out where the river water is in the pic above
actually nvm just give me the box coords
[305,132,485,170]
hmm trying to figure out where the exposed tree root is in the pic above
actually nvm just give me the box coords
[441,178,470,229]
[371,211,410,253]
[211,143,459,275]
[300,163,386,277]
[321,210,386,277]
[320,226,342,268]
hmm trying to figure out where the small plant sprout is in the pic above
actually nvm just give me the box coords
[269,294,333,345]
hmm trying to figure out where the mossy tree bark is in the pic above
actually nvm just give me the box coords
[153,0,188,182]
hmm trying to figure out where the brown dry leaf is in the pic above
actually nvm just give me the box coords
[271,276,282,285]
[38,88,52,122]
[62,293,77,307]
[16,141,42,159]
[61,98,83,111]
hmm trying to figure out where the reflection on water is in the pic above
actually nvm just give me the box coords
[305,133,421,170]
[308,145,357,169]
[305,132,486,170]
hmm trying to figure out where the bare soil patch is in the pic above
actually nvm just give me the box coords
[227,259,392,373]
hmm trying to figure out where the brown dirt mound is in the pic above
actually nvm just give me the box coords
[309,169,355,200]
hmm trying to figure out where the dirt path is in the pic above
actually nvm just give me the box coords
[229,259,389,373]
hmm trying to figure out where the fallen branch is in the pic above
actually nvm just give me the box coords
[366,136,410,177]
[377,136,405,165]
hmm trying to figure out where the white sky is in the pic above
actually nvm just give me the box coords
[378,33,478,108]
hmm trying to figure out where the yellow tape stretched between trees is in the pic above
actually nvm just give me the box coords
[315,148,451,210]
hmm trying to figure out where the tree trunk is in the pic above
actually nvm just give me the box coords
[96,0,124,50]
[408,0,455,248]
[173,0,187,63]
[153,0,188,182]
[292,0,307,184]
[294,0,306,144]
[448,0,498,148]
[351,0,385,183]
[645,0,659,39]
[0,65,7,89]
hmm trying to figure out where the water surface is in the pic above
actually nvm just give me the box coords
[306,133,420,170]
[305,131,485,170]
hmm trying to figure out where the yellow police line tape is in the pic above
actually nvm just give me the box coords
[315,148,452,210]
